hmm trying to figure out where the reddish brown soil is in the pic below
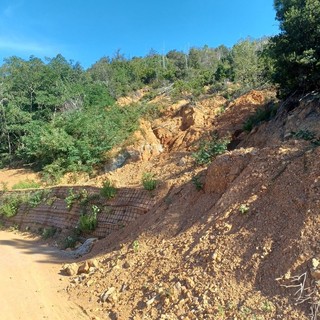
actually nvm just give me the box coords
[62,91,320,320]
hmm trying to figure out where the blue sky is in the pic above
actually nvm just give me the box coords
[0,0,279,69]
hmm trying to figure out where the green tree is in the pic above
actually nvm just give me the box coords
[267,0,320,96]
[231,39,265,88]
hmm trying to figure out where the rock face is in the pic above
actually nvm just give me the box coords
[204,148,254,194]
[64,238,98,259]
[127,120,164,161]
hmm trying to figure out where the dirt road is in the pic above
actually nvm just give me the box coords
[0,230,88,320]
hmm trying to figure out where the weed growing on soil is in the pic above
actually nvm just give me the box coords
[27,189,50,208]
[62,227,81,249]
[0,193,27,217]
[192,175,203,191]
[65,188,82,210]
[42,226,57,239]
[193,133,230,165]
[142,173,157,191]
[239,204,250,214]
[100,180,117,199]
[78,205,100,233]
[292,130,320,146]
[12,179,41,190]
[243,102,278,132]
[133,240,139,252]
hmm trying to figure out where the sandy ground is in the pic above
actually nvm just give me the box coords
[0,169,41,190]
[0,230,88,320]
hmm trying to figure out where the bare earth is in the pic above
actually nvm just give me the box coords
[0,230,88,320]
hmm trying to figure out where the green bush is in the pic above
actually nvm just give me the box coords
[243,102,278,132]
[65,188,79,210]
[192,175,203,191]
[42,227,57,239]
[142,172,157,191]
[265,0,320,97]
[78,205,99,233]
[27,190,50,208]
[193,134,230,165]
[0,194,26,218]
[100,180,117,199]
[12,180,41,190]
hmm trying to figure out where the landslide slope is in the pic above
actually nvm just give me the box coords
[64,92,320,320]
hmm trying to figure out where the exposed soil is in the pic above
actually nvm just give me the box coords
[1,90,320,320]
[0,168,41,190]
[0,229,88,320]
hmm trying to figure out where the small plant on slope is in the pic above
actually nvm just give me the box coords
[192,175,204,191]
[100,180,117,199]
[193,133,230,165]
[12,180,41,190]
[142,172,157,191]
[78,205,100,233]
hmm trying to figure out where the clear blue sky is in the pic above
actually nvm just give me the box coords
[0,0,279,69]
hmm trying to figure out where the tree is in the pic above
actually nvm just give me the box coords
[267,0,320,96]
[231,39,264,88]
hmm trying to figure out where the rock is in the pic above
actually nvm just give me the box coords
[185,277,195,289]
[101,287,116,303]
[146,296,156,306]
[78,261,90,274]
[311,269,320,280]
[122,261,130,269]
[88,259,100,268]
[63,238,98,258]
[62,263,79,276]
[312,258,320,269]
[174,282,182,292]
[86,279,95,287]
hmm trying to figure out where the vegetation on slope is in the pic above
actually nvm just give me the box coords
[0,0,319,181]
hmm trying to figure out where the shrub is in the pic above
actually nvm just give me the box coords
[0,194,26,217]
[42,227,57,239]
[65,188,79,210]
[192,175,203,191]
[78,205,100,233]
[243,102,278,132]
[100,180,117,199]
[142,172,157,191]
[193,134,230,165]
[27,190,50,208]
[12,179,41,190]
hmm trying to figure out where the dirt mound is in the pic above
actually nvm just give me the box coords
[66,139,319,320]
[117,89,149,106]
[61,92,319,320]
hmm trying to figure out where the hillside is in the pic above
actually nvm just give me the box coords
[1,88,319,320]
[63,91,320,320]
